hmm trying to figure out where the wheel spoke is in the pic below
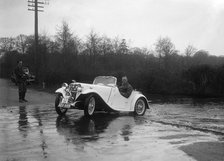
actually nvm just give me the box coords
[88,97,95,115]
[135,99,145,115]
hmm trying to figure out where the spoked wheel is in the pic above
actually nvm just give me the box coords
[55,93,68,115]
[84,95,96,117]
[134,98,146,116]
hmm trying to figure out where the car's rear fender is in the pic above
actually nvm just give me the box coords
[130,93,149,111]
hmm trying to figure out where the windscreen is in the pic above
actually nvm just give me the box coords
[93,76,116,86]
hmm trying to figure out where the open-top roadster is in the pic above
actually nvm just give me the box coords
[55,76,149,117]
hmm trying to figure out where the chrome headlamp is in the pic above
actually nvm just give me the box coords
[77,87,82,92]
[62,83,68,88]
[76,84,82,92]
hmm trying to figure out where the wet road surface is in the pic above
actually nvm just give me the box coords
[0,79,224,161]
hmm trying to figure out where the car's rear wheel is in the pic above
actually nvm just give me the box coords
[84,95,96,117]
[55,93,68,115]
[134,98,146,116]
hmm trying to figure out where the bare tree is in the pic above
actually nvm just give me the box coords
[111,36,121,54]
[15,34,28,54]
[99,35,113,55]
[155,37,176,57]
[0,37,16,52]
[185,45,197,57]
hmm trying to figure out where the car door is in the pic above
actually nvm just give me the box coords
[93,84,113,103]
[108,86,132,111]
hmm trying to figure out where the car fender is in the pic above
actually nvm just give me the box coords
[130,92,149,111]
[79,88,111,108]
[55,87,66,98]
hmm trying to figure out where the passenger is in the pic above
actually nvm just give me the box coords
[119,76,133,98]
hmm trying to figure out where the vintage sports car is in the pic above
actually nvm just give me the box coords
[55,76,149,117]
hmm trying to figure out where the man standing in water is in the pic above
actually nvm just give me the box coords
[14,60,28,103]
[119,76,133,98]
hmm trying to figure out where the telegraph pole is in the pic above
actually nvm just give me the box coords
[28,0,49,77]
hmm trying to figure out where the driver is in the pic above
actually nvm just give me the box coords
[119,76,133,98]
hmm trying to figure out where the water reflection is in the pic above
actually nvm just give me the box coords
[32,108,48,159]
[56,113,146,145]
[120,124,132,141]
[18,106,30,138]
[56,113,119,141]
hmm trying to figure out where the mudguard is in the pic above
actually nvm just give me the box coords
[130,92,149,111]
[80,88,111,104]
[55,87,67,98]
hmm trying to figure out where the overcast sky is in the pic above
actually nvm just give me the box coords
[1,0,224,55]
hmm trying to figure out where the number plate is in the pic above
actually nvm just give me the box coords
[59,103,70,108]
[63,104,70,108]
[62,98,69,104]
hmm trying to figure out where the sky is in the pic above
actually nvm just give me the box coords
[1,0,224,55]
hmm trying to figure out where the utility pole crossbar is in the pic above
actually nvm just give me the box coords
[28,5,44,8]
[28,9,44,12]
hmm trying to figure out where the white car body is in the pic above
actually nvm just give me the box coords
[55,76,149,116]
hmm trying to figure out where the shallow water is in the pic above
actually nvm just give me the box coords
[148,101,224,135]
[0,101,223,161]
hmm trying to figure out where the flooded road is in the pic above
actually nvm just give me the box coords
[0,79,224,161]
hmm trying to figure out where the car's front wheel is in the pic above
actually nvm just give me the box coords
[134,98,146,116]
[55,93,68,115]
[84,95,96,117]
